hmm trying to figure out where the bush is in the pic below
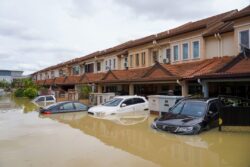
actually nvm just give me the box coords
[14,88,25,97]
[80,85,91,99]
[23,88,38,99]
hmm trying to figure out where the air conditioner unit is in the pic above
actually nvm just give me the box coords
[163,58,170,64]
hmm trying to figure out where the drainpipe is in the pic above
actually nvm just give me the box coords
[214,33,222,57]
[197,78,209,98]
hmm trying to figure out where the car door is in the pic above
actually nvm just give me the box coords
[73,102,88,112]
[206,101,219,128]
[133,98,147,113]
[58,102,75,113]
[118,98,135,115]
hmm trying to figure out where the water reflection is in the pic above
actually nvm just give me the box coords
[0,95,38,112]
[41,112,250,167]
[1,96,250,167]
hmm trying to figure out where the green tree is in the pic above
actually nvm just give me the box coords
[80,85,91,99]
[23,88,38,99]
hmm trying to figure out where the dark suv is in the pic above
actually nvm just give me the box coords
[151,98,220,135]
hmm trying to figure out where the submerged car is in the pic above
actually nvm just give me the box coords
[40,101,88,114]
[152,98,220,135]
[32,95,56,103]
[88,96,149,117]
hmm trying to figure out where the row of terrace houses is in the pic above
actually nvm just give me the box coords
[33,5,250,98]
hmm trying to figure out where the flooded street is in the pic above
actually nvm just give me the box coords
[0,95,250,167]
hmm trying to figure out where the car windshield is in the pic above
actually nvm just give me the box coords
[102,98,123,107]
[171,101,206,117]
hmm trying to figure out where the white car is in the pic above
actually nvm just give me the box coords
[88,96,149,117]
[32,95,56,107]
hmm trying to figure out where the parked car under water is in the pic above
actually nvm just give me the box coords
[88,96,149,117]
[152,98,220,135]
[40,101,88,114]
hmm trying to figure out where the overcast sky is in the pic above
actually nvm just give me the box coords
[0,0,249,75]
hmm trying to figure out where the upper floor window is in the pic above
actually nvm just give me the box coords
[45,72,49,79]
[141,52,145,65]
[39,74,42,79]
[165,48,171,63]
[152,51,159,62]
[173,45,179,61]
[113,59,116,69]
[85,63,94,73]
[124,57,128,68]
[130,55,133,67]
[59,69,65,77]
[192,41,200,59]
[51,71,55,78]
[239,30,249,51]
[97,62,101,71]
[72,66,80,75]
[136,53,140,66]
[182,43,189,60]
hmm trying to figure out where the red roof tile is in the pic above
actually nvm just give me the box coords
[223,5,250,21]
[64,75,81,85]
[44,79,55,85]
[54,77,66,85]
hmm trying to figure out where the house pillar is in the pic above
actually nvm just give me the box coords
[129,83,134,95]
[198,79,209,98]
[177,80,188,97]
[97,84,102,93]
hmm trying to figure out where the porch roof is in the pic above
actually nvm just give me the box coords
[194,49,250,80]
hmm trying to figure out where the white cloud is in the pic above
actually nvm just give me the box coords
[0,0,249,75]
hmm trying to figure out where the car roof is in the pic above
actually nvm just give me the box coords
[114,95,145,99]
[183,97,218,103]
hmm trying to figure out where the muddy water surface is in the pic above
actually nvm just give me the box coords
[0,95,250,167]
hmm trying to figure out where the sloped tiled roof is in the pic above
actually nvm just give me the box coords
[54,77,66,85]
[195,49,250,79]
[64,75,82,85]
[35,56,239,85]
[223,5,250,22]
[44,79,55,85]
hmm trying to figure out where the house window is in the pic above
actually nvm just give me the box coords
[45,72,49,79]
[141,52,145,65]
[166,48,171,63]
[51,71,55,78]
[72,66,80,75]
[152,51,158,62]
[113,59,116,69]
[239,30,249,51]
[97,62,101,71]
[105,60,109,70]
[85,63,94,73]
[173,45,179,61]
[39,74,42,80]
[130,55,133,67]
[59,69,65,77]
[109,59,112,67]
[124,57,128,68]
[136,54,140,66]
[192,41,200,59]
[182,43,189,60]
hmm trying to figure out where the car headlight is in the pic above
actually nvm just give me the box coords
[96,112,106,116]
[176,126,194,132]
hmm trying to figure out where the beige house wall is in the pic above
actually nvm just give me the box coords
[168,31,204,64]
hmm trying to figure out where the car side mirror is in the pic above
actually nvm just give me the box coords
[121,103,127,107]
[208,111,213,115]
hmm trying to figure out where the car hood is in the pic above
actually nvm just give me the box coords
[156,112,203,126]
[88,105,117,113]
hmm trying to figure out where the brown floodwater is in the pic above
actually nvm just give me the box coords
[0,95,250,167]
